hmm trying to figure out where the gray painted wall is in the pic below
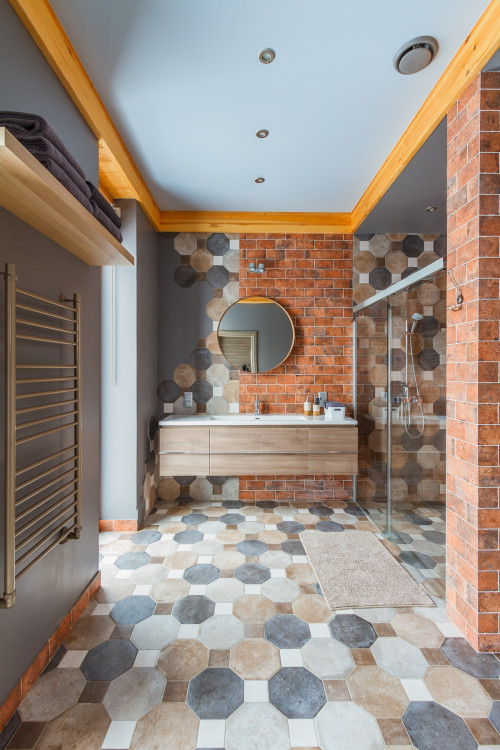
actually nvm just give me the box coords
[0,2,100,705]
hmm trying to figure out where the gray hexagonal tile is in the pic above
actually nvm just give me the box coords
[329,614,377,648]
[187,667,243,719]
[301,638,355,679]
[174,233,197,255]
[181,512,208,526]
[157,379,180,403]
[131,529,161,545]
[417,347,440,371]
[114,551,151,570]
[111,595,156,625]
[199,615,245,649]
[269,667,326,718]
[184,564,220,585]
[440,637,500,678]
[402,701,476,750]
[174,265,196,287]
[103,668,165,720]
[206,265,230,288]
[220,513,245,525]
[80,639,137,681]
[190,347,213,370]
[371,636,428,678]
[207,233,230,256]
[191,379,213,404]
[265,614,311,649]
[172,595,215,624]
[236,539,267,556]
[315,702,384,750]
[131,615,180,649]
[18,669,85,722]
[174,529,203,544]
[369,266,392,290]
[402,235,424,257]
[235,563,271,584]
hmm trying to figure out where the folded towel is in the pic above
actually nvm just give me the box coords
[36,157,93,212]
[86,181,121,228]
[91,201,123,242]
[0,111,86,181]
[19,137,91,200]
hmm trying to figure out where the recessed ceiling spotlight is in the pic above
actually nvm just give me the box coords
[255,177,265,183]
[259,48,275,64]
[425,206,438,213]
[256,129,269,139]
[394,36,438,75]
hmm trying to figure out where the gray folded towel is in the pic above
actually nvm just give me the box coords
[37,157,93,212]
[0,111,86,181]
[87,181,121,228]
[19,137,91,200]
[91,201,123,242]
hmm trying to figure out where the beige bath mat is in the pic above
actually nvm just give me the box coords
[300,530,432,608]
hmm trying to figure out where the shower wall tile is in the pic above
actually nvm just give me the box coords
[446,71,500,652]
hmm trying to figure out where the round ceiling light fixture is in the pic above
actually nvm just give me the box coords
[256,129,269,139]
[394,36,438,75]
[255,177,265,183]
[425,206,438,213]
[259,48,275,64]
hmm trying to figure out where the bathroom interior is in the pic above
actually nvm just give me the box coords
[0,1,500,749]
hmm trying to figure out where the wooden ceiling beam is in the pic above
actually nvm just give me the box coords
[351,0,500,231]
[9,0,160,229]
[157,211,353,234]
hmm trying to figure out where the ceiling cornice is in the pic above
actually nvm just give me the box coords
[8,0,500,235]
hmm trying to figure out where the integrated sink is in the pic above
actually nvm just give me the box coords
[159,414,357,427]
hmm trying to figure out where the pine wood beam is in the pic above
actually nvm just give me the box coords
[158,211,353,234]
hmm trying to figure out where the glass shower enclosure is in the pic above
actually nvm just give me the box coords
[353,258,446,599]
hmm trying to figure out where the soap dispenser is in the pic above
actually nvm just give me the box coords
[304,396,312,417]
[313,397,321,417]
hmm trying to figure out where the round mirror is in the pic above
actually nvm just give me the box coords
[217,296,295,373]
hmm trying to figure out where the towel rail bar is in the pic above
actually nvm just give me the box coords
[16,456,76,490]
[17,287,76,312]
[16,318,76,335]
[16,445,77,476]
[16,334,77,346]
[16,303,76,323]
[1,264,82,608]
[17,522,78,577]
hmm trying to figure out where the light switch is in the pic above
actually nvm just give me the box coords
[184,392,193,408]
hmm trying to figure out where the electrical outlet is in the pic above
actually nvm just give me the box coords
[183,392,193,408]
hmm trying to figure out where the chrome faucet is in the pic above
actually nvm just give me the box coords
[254,398,260,416]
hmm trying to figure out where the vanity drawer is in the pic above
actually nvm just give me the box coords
[160,427,209,454]
[309,453,358,474]
[210,453,310,476]
[309,428,357,453]
[210,427,308,454]
[160,453,210,475]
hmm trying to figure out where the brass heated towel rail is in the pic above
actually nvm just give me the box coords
[1,263,82,608]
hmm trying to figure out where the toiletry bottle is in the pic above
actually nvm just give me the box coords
[313,397,321,417]
[304,396,312,417]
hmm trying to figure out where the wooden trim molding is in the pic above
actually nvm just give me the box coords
[157,211,353,234]
[351,0,500,230]
[0,571,101,733]
[9,0,500,233]
[8,0,160,229]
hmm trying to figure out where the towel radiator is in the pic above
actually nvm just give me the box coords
[1,263,82,608]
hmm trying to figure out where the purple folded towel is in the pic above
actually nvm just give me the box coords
[87,181,121,228]
[0,111,87,181]
[37,158,92,212]
[91,201,123,242]
[19,137,91,200]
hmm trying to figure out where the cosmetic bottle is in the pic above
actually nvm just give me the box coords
[304,396,312,417]
[313,397,321,417]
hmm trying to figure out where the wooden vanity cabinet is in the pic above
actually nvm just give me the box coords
[159,425,358,476]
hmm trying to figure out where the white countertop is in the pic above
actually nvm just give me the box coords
[159,414,357,427]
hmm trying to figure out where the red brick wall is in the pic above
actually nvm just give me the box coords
[238,232,354,503]
[446,72,500,651]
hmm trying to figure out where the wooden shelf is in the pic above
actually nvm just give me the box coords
[0,128,133,266]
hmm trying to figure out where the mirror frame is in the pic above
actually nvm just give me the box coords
[217,295,295,373]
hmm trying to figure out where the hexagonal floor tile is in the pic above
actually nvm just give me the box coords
[183,564,220,585]
[292,594,331,623]
[277,521,305,534]
[174,529,203,544]
[187,667,243,719]
[265,615,311,649]
[115,551,151,570]
[34,704,110,750]
[329,614,377,648]
[315,702,384,750]
[232,594,275,623]
[235,563,271,584]
[157,639,209,681]
[440,637,500,678]
[172,595,215,624]
[424,666,492,717]
[63,615,114,650]
[261,578,301,603]
[259,550,292,569]
[103,668,166,720]
[150,579,190,603]
[392,613,444,648]
[80,639,137,681]
[371,636,428,679]
[130,564,169,586]
[402,701,477,750]
[301,638,355,679]
[281,540,306,556]
[18,669,85,721]
[347,666,409,718]
[131,529,161,545]
[225,702,290,750]
[236,540,268,556]
[205,578,244,603]
[130,703,199,750]
[199,615,245,649]
[269,667,326,718]
[220,513,245,525]
[315,520,345,532]
[230,638,280,680]
[181,513,208,526]
[131,615,179,650]
[111,596,156,625]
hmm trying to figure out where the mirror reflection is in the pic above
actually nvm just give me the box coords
[218,296,295,373]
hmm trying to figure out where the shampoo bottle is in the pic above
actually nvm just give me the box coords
[313,397,321,417]
[304,396,312,417]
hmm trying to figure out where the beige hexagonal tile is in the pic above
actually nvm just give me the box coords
[173,364,196,387]
[417,445,441,469]
[35,704,110,750]
[151,579,190,602]
[131,703,199,750]
[206,363,230,386]
[216,529,245,544]
[286,564,318,585]
[223,281,240,304]
[190,478,213,501]
[347,666,409,718]
[353,283,376,304]
[292,594,332,623]
[223,380,239,403]
[157,639,209,681]
[190,248,213,272]
[213,550,246,569]
[353,250,376,273]
[207,297,230,321]
[258,529,287,545]
[165,551,198,569]
[385,247,408,274]
[222,477,239,501]
[205,330,222,354]
[19,669,86,721]
[424,666,492,717]
[230,638,280,680]
[64,615,115,650]
[392,613,443,648]
[206,396,230,415]
[174,233,197,255]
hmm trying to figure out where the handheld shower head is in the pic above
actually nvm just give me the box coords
[410,313,423,333]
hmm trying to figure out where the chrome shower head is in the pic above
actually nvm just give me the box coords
[410,313,423,332]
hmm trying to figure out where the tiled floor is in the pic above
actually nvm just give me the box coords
[360,499,447,602]
[2,497,500,750]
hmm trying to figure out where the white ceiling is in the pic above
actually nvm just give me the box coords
[50,0,490,213]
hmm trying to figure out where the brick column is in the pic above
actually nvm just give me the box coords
[446,72,500,651]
